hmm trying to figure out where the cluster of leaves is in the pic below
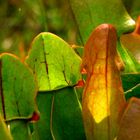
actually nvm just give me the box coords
[69,0,140,99]
[0,32,86,140]
[0,0,140,140]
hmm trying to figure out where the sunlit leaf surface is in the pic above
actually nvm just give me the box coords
[0,115,13,140]
[26,33,85,140]
[26,32,81,91]
[82,24,126,140]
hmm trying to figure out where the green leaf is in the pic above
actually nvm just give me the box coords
[72,45,84,58]
[118,36,140,100]
[122,0,140,19]
[32,93,53,140]
[121,73,140,100]
[117,39,140,73]
[8,120,31,140]
[26,32,81,91]
[0,115,13,140]
[33,87,86,140]
[74,86,83,104]
[26,33,85,139]
[0,53,38,120]
[121,33,140,63]
[118,46,140,100]
[69,0,135,44]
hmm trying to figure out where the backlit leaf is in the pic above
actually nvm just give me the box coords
[26,32,81,91]
[81,24,126,140]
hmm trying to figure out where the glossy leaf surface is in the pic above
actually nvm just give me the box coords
[69,0,135,44]
[122,0,140,19]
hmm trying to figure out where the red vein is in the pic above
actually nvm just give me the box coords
[105,27,110,140]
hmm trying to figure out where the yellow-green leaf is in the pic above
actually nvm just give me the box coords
[0,115,13,140]
[26,32,81,91]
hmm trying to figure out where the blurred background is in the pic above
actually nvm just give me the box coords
[0,0,78,59]
[0,0,140,61]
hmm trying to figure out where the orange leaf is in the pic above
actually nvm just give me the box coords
[82,24,126,140]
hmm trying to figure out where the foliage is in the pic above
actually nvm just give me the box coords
[26,33,85,140]
[0,0,140,140]
[0,115,13,140]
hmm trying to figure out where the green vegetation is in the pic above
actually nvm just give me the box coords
[0,0,140,140]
